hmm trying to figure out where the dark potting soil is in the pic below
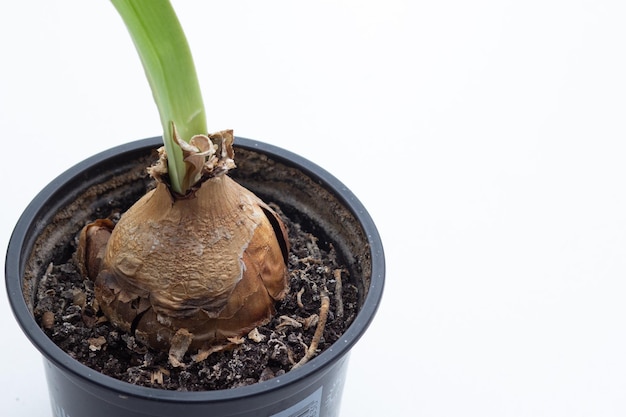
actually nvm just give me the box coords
[33,204,358,391]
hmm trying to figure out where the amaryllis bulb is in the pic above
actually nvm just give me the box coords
[78,131,289,353]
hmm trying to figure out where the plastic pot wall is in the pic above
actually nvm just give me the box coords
[5,137,385,417]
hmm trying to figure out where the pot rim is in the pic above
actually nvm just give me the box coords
[5,136,385,403]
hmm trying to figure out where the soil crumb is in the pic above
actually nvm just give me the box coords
[33,204,358,391]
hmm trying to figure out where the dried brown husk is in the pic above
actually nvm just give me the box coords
[78,131,289,353]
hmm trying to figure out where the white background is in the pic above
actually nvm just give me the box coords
[2,1,626,416]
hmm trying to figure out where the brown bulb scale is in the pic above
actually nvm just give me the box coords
[78,169,289,354]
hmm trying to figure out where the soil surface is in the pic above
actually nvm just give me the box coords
[33,204,358,391]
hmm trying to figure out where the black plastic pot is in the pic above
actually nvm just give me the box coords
[5,137,384,417]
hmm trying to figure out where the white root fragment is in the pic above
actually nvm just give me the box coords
[248,328,266,343]
[150,369,164,385]
[88,336,107,351]
[192,346,223,363]
[276,315,302,331]
[36,263,54,302]
[192,338,244,363]
[227,336,245,345]
[333,269,344,319]
[296,287,305,309]
[292,289,330,370]
[168,328,193,368]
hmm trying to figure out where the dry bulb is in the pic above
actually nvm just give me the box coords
[78,130,290,355]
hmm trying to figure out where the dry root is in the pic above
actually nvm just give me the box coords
[292,289,330,370]
[333,269,344,319]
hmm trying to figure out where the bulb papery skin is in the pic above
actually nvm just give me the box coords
[89,175,289,352]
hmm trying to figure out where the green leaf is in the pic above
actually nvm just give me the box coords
[111,0,207,194]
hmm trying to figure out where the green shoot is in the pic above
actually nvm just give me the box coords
[111,0,207,195]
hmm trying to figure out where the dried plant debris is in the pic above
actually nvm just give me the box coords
[34,204,359,391]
